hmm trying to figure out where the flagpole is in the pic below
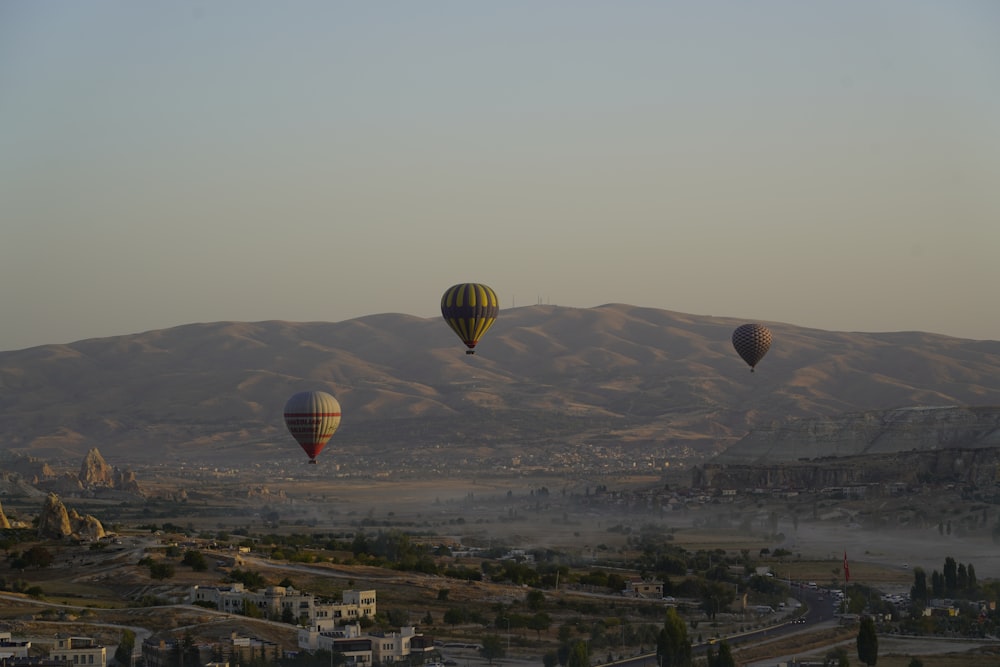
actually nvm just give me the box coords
[843,551,850,615]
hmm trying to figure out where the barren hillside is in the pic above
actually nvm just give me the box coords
[1,304,998,467]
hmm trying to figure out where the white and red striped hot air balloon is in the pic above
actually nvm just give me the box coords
[283,391,341,464]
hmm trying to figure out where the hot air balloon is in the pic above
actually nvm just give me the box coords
[441,283,499,354]
[732,323,772,372]
[283,391,342,463]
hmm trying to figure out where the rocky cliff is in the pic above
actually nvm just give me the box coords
[715,405,1000,465]
[36,493,106,540]
[0,453,56,482]
[693,447,1000,491]
[0,449,142,498]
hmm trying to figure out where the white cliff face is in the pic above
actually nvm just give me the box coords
[716,406,1000,465]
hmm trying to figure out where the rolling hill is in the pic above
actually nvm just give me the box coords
[1,304,998,468]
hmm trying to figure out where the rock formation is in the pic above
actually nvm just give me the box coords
[33,447,144,497]
[36,493,106,540]
[79,447,115,486]
[716,405,1000,465]
[0,453,56,482]
[246,485,287,501]
[693,447,1000,491]
[698,405,1000,493]
[79,447,143,494]
[0,499,10,529]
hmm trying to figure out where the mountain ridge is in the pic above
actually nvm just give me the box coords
[1,304,998,467]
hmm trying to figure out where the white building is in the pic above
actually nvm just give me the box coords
[370,627,436,665]
[300,626,435,666]
[312,589,378,630]
[0,632,31,659]
[191,585,376,627]
[49,637,106,667]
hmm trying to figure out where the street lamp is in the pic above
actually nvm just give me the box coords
[502,617,510,652]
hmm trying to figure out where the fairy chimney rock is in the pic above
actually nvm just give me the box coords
[37,493,105,540]
[38,493,73,538]
[79,448,115,487]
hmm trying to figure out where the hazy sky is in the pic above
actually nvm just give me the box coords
[2,1,999,351]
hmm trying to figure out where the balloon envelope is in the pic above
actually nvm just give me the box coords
[732,323,772,372]
[283,391,342,463]
[440,283,499,354]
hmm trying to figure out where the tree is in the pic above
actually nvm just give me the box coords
[182,550,208,571]
[114,629,136,666]
[857,616,878,666]
[943,557,957,596]
[910,568,928,605]
[228,568,265,588]
[657,607,692,667]
[566,639,589,667]
[15,546,53,569]
[907,659,924,667]
[931,570,944,597]
[528,612,552,639]
[700,582,733,620]
[313,649,346,667]
[242,599,263,619]
[707,641,735,667]
[479,635,505,665]
[824,647,849,667]
[386,608,409,628]
[442,608,465,626]
[526,589,546,611]
[148,562,175,580]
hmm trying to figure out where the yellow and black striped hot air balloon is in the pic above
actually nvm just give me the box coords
[440,283,499,354]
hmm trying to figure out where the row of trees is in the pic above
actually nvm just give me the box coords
[910,556,979,603]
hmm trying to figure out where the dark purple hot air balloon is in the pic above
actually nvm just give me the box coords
[732,323,772,372]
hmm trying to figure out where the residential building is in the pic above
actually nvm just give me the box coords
[309,626,372,665]
[623,577,663,599]
[1,659,70,667]
[0,633,31,659]
[191,585,376,627]
[369,627,434,665]
[300,624,435,665]
[48,638,106,667]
